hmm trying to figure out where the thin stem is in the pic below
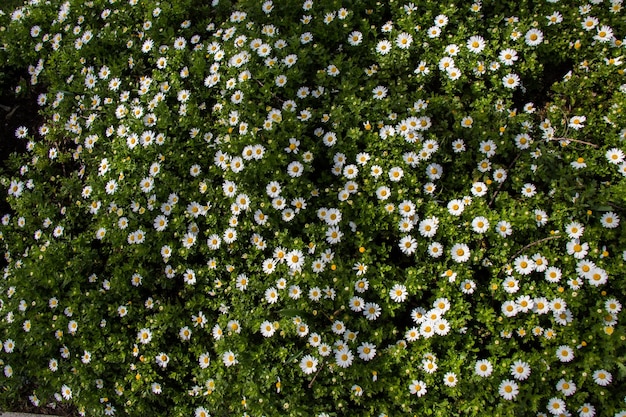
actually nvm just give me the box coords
[488,154,521,208]
[550,137,598,148]
[308,361,324,389]
[507,235,563,264]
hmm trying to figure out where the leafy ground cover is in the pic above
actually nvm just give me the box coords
[0,0,625,416]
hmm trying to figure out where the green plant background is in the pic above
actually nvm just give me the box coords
[0,0,625,416]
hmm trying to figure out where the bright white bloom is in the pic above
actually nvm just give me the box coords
[600,212,619,229]
[499,48,518,65]
[348,31,363,46]
[264,287,279,304]
[475,359,493,377]
[471,181,488,196]
[335,348,354,368]
[498,379,519,400]
[353,262,367,276]
[286,249,305,271]
[3,339,15,353]
[357,342,376,361]
[349,296,365,312]
[592,369,612,386]
[471,216,490,233]
[300,354,318,374]
[419,217,439,237]
[155,352,170,368]
[448,199,466,215]
[409,380,427,396]
[222,350,238,367]
[594,25,614,43]
[565,221,584,239]
[514,255,535,275]
[606,148,625,164]
[466,35,486,53]
[502,73,520,89]
[451,243,470,262]
[260,320,276,337]
[502,300,518,317]
[195,407,210,417]
[510,360,531,380]
[405,327,420,342]
[544,266,562,283]
[556,345,574,362]
[547,397,567,415]
[61,385,72,400]
[183,269,196,285]
[434,14,449,26]
[433,318,450,335]
[375,40,392,55]
[569,115,586,130]
[354,278,370,293]
[578,403,595,417]
[428,242,443,258]
[566,240,589,259]
[605,298,622,314]
[389,166,404,182]
[396,32,413,49]
[307,287,322,302]
[372,85,388,100]
[287,161,304,177]
[363,302,381,320]
[223,228,237,244]
[525,28,543,46]
[399,235,417,255]
[556,379,576,396]
[516,295,534,313]
[376,186,391,200]
[326,226,343,244]
[443,372,458,387]
[389,284,408,302]
[496,220,512,237]
[521,183,536,197]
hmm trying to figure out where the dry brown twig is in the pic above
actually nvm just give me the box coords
[506,235,564,266]
[308,360,325,389]
[550,137,599,148]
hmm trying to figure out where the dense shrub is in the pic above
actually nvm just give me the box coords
[1,0,625,416]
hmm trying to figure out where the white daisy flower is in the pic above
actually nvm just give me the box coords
[450,243,470,263]
[524,28,543,46]
[592,369,612,386]
[498,379,519,400]
[555,345,574,362]
[600,211,619,228]
[375,39,392,55]
[409,380,427,396]
[389,284,408,302]
[300,354,318,374]
[474,359,493,377]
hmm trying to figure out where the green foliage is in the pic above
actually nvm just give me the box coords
[0,0,625,416]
